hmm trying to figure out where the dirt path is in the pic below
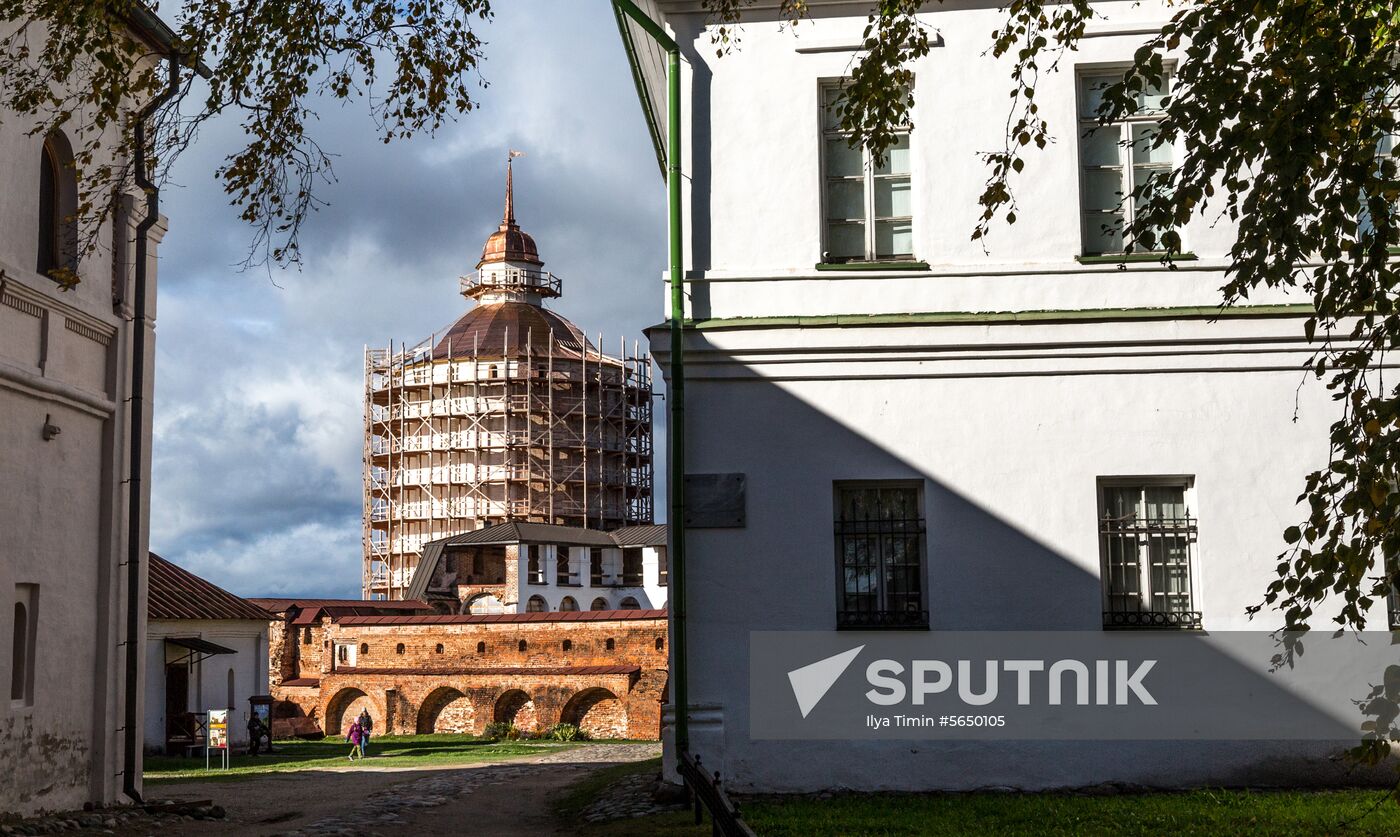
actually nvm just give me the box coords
[137,742,660,836]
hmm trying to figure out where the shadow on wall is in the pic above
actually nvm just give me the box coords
[662,335,1396,790]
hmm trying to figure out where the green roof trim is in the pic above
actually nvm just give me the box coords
[649,303,1315,332]
[611,1,667,180]
[815,261,931,272]
[1076,252,1198,264]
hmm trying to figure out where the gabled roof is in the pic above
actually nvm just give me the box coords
[147,553,271,622]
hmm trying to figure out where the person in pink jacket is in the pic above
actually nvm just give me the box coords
[346,720,364,761]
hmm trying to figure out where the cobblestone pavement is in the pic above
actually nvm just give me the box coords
[138,741,662,837]
[581,770,687,824]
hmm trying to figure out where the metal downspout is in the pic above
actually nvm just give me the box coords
[610,0,688,753]
[123,54,181,803]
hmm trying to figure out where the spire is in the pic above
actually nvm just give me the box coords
[474,149,546,274]
[503,157,515,226]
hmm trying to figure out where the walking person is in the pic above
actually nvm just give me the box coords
[358,709,373,757]
[346,719,363,761]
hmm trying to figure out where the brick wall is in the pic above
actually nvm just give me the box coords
[269,613,667,740]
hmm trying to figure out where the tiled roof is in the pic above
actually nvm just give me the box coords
[332,665,640,677]
[333,608,667,626]
[279,678,321,688]
[147,554,271,622]
[248,598,432,613]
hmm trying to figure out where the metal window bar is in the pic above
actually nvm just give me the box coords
[835,493,927,630]
[1100,503,1201,629]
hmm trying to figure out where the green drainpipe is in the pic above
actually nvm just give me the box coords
[611,0,688,753]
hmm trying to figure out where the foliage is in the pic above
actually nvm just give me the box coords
[0,0,492,274]
[546,722,591,742]
[482,721,519,741]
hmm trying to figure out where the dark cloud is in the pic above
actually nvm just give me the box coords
[150,2,666,597]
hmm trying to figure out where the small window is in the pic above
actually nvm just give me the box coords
[518,639,528,652]
[591,597,609,611]
[835,482,927,629]
[622,549,643,587]
[476,641,486,654]
[435,643,444,654]
[559,596,579,612]
[589,547,605,586]
[360,643,369,655]
[556,546,577,586]
[11,584,38,706]
[301,627,312,645]
[605,638,615,651]
[1099,480,1200,629]
[562,639,572,652]
[655,637,665,651]
[618,596,640,610]
[527,545,545,585]
[226,668,236,710]
[821,82,913,263]
[526,595,547,613]
[1078,70,1174,256]
[396,643,405,655]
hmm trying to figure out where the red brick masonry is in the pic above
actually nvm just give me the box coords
[267,608,667,740]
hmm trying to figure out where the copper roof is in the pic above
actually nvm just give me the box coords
[148,554,271,622]
[431,301,594,360]
[478,159,543,268]
[334,609,667,626]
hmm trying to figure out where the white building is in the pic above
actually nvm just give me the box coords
[0,8,198,814]
[143,555,271,755]
[613,1,1384,791]
[409,522,668,614]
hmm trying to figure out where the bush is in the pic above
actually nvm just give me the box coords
[546,723,590,742]
[482,722,518,741]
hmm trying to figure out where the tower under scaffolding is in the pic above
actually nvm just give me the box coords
[362,161,654,599]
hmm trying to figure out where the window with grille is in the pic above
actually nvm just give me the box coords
[821,82,913,263]
[834,483,927,629]
[1078,70,1174,255]
[1099,481,1201,629]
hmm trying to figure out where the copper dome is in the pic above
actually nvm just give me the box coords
[478,158,544,268]
[432,301,593,360]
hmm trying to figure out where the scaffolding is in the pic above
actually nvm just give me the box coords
[362,322,653,599]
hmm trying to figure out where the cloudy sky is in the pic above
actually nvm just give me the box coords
[150,2,666,599]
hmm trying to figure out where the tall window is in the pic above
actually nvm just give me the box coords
[38,141,59,276]
[11,585,37,706]
[37,134,76,281]
[1099,480,1200,628]
[622,548,643,586]
[821,83,913,263]
[556,546,577,586]
[834,483,926,629]
[589,547,604,586]
[526,545,544,585]
[1078,70,1173,255]
[657,552,668,588]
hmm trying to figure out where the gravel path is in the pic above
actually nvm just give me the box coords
[134,742,662,837]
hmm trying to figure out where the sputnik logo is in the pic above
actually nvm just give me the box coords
[787,646,864,718]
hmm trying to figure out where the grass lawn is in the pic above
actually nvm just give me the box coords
[569,772,1400,837]
[145,734,573,783]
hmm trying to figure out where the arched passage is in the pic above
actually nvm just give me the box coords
[560,687,626,739]
[324,687,374,737]
[417,686,476,734]
[493,689,539,732]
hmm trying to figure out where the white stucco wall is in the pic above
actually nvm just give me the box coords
[512,544,668,612]
[144,621,270,754]
[630,0,1386,792]
[0,34,164,813]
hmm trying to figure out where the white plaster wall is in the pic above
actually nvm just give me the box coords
[511,544,668,611]
[144,621,270,753]
[0,51,163,812]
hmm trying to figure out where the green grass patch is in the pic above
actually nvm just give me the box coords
[555,756,664,823]
[579,789,1400,837]
[145,734,573,783]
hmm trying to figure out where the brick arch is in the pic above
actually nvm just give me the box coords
[416,686,476,734]
[493,688,539,732]
[560,687,627,739]
[325,687,380,737]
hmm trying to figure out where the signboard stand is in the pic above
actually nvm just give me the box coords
[207,708,230,770]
